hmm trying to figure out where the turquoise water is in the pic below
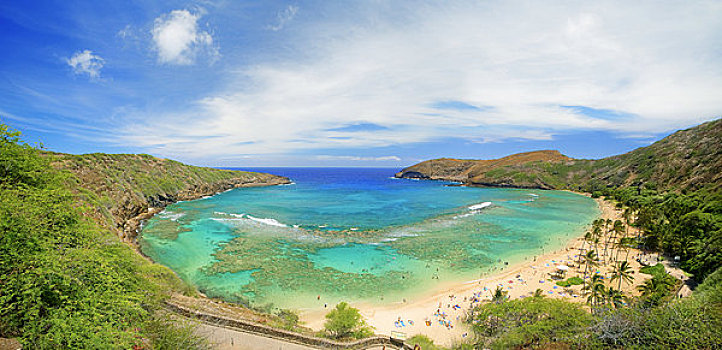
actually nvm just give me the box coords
[139,168,599,310]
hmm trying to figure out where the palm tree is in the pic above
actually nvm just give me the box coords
[533,288,544,298]
[611,220,625,263]
[583,250,599,279]
[591,225,602,254]
[622,207,633,237]
[637,274,675,297]
[605,286,625,309]
[491,285,508,303]
[610,261,634,290]
[583,274,605,313]
[577,231,593,266]
[606,218,613,234]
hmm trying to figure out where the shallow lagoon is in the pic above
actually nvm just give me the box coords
[139,168,598,310]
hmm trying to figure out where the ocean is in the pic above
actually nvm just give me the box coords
[139,167,599,310]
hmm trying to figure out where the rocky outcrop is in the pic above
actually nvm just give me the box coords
[120,177,289,244]
[395,150,571,189]
[49,153,291,245]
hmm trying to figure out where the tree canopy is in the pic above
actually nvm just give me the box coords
[323,302,373,339]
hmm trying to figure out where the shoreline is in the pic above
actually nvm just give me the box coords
[298,194,631,346]
[139,183,659,347]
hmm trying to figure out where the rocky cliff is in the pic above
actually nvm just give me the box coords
[395,150,572,189]
[49,153,290,244]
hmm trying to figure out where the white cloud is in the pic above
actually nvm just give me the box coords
[120,1,722,160]
[151,9,218,65]
[268,5,299,31]
[66,50,104,79]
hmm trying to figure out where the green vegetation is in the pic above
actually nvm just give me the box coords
[635,264,678,307]
[603,187,722,281]
[469,266,722,349]
[276,309,301,331]
[49,149,285,239]
[322,302,373,339]
[407,335,445,350]
[0,123,212,348]
[469,297,594,349]
[555,276,583,287]
[639,263,666,277]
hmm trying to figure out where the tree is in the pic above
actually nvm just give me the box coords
[583,250,599,279]
[611,261,634,290]
[637,274,675,297]
[577,231,593,266]
[604,287,625,309]
[491,285,508,303]
[323,302,373,339]
[583,274,605,313]
[469,297,593,348]
[611,220,625,263]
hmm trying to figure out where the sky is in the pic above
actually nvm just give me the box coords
[1,1,721,167]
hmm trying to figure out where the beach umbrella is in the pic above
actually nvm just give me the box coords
[556,265,570,271]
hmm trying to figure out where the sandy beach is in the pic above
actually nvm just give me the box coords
[299,195,669,347]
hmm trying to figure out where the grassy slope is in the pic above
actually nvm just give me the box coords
[397,119,722,193]
[1,123,293,348]
[48,152,289,242]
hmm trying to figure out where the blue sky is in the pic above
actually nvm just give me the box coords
[1,1,721,167]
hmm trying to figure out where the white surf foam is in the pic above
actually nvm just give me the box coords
[468,202,492,210]
[245,215,288,227]
[158,211,185,221]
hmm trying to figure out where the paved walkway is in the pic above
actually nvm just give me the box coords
[195,322,317,350]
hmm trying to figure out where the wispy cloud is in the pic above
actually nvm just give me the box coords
[84,1,721,162]
[66,50,104,79]
[268,5,299,31]
[117,24,133,39]
[151,9,218,65]
[316,155,401,162]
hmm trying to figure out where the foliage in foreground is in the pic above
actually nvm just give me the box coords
[0,123,201,348]
[322,302,374,340]
[469,266,722,349]
[407,335,445,350]
[469,296,594,349]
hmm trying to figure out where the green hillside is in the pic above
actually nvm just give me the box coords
[0,123,287,348]
[48,152,289,244]
[397,119,722,194]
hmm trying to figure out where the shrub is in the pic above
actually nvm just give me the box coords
[323,302,373,339]
[408,335,445,350]
[567,276,584,285]
[469,297,593,349]
[640,263,665,277]
[555,276,583,287]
